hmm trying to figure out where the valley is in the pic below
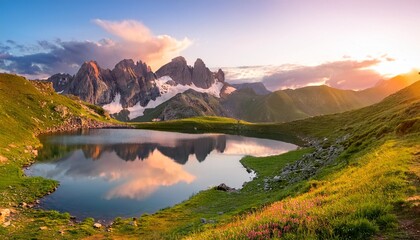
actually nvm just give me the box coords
[0,73,418,239]
[2,1,420,239]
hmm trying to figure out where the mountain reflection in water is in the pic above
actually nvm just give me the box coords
[27,129,296,221]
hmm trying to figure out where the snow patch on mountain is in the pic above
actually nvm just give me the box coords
[103,76,225,119]
[102,93,123,114]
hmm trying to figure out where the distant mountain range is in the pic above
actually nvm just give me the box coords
[48,57,418,122]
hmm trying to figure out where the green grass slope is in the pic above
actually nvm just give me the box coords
[187,81,420,239]
[132,89,227,122]
[0,73,119,239]
[223,75,416,123]
[0,73,418,239]
[132,81,419,239]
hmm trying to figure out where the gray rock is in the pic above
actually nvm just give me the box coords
[112,59,159,107]
[215,183,235,192]
[49,59,160,110]
[48,73,72,92]
[156,56,225,89]
[156,56,193,85]
[66,61,115,105]
[192,58,214,88]
[93,223,102,228]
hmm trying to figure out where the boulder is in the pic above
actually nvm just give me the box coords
[215,183,235,192]
[93,223,102,228]
[0,208,11,225]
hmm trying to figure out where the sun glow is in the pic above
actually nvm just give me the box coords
[369,59,418,78]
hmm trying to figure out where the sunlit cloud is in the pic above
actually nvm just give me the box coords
[225,59,387,91]
[0,19,192,79]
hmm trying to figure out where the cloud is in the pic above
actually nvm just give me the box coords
[225,59,385,91]
[262,59,383,90]
[0,19,192,79]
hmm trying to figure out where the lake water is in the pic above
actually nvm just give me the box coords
[26,129,297,221]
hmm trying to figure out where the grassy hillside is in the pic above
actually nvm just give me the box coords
[132,81,419,239]
[223,75,416,122]
[132,89,227,122]
[0,73,418,239]
[0,73,120,239]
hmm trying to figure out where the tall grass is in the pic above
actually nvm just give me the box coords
[187,139,416,239]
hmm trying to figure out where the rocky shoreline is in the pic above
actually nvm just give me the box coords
[263,134,350,191]
[42,116,131,134]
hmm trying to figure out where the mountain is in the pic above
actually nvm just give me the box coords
[49,58,416,123]
[138,74,416,123]
[48,57,230,120]
[156,56,225,88]
[132,89,228,122]
[49,59,159,107]
[231,82,271,95]
[222,73,417,122]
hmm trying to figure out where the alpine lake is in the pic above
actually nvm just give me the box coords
[26,129,297,222]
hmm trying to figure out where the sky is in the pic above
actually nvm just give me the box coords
[1,0,419,90]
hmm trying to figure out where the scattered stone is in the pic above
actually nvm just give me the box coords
[0,208,11,225]
[54,105,69,117]
[31,149,38,156]
[35,200,40,204]
[39,226,48,230]
[107,227,113,232]
[20,202,27,208]
[208,220,216,224]
[217,211,223,215]
[130,218,137,227]
[276,136,346,184]
[200,218,207,224]
[215,183,235,192]
[0,155,8,163]
[2,221,11,227]
[93,223,102,228]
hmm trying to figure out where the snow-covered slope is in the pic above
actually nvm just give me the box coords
[103,76,228,119]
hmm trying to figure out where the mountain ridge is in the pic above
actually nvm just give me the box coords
[136,74,416,122]
[48,57,228,120]
[48,57,417,123]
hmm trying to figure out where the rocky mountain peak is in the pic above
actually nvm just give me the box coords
[67,60,114,105]
[114,59,135,69]
[216,69,225,83]
[171,56,187,65]
[194,58,205,68]
[156,56,225,89]
[81,60,101,78]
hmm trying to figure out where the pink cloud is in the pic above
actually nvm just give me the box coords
[0,19,192,78]
[261,59,384,91]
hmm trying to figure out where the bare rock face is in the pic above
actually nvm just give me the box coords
[155,56,193,85]
[192,58,214,88]
[67,61,115,105]
[49,59,160,109]
[112,59,159,108]
[48,57,226,120]
[215,69,225,83]
[48,73,72,92]
[156,56,225,89]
